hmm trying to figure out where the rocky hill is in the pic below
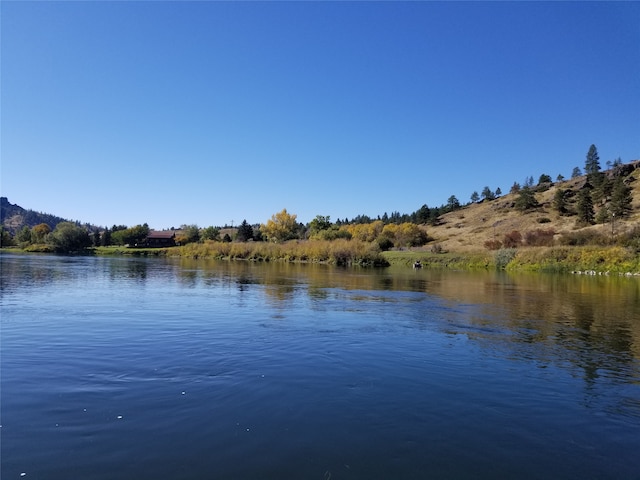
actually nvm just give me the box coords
[0,197,75,234]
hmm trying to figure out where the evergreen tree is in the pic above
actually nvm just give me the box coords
[592,174,612,204]
[576,189,595,224]
[510,182,521,194]
[585,144,601,175]
[556,174,565,182]
[414,205,430,224]
[495,187,502,196]
[609,177,633,217]
[428,207,441,225]
[481,186,495,201]
[236,220,254,242]
[538,174,552,185]
[595,206,610,225]
[515,187,539,211]
[101,228,112,246]
[553,188,568,215]
[470,191,479,203]
[446,195,460,211]
[571,167,582,178]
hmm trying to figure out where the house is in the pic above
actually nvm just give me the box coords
[145,230,176,247]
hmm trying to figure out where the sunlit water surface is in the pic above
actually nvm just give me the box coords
[2,254,639,479]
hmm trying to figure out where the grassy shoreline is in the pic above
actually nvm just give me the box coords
[5,242,640,275]
[382,246,640,275]
[93,239,389,267]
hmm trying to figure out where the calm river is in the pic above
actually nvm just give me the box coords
[1,254,639,479]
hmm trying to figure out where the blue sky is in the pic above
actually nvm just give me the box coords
[2,1,639,229]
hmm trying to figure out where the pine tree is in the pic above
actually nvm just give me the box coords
[592,174,612,203]
[585,144,601,175]
[446,195,460,211]
[236,220,254,242]
[609,177,633,217]
[595,207,610,225]
[481,186,495,201]
[414,205,430,224]
[553,188,567,215]
[576,189,595,224]
[571,167,582,178]
[538,174,552,185]
[515,187,539,211]
[101,228,112,246]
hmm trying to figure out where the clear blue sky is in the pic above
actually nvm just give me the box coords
[2,1,639,229]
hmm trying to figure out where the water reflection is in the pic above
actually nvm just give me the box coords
[172,260,640,401]
[108,257,149,283]
[3,254,639,399]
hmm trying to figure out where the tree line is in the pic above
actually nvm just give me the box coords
[2,144,634,253]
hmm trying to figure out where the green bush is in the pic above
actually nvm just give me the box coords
[310,228,352,241]
[377,237,394,251]
[47,222,92,253]
[495,248,517,269]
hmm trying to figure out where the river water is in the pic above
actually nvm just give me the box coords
[1,254,639,479]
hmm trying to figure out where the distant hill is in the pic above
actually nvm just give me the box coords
[0,197,83,234]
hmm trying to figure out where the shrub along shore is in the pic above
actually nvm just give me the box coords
[81,240,640,275]
[383,246,640,275]
[92,239,389,267]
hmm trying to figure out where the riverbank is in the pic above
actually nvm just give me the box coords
[5,242,640,275]
[383,245,640,275]
[93,239,389,267]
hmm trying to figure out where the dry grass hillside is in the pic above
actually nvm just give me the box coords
[426,162,640,253]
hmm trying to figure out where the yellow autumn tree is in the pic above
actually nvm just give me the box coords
[261,209,299,242]
[340,220,384,242]
[382,222,429,247]
[31,223,52,244]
